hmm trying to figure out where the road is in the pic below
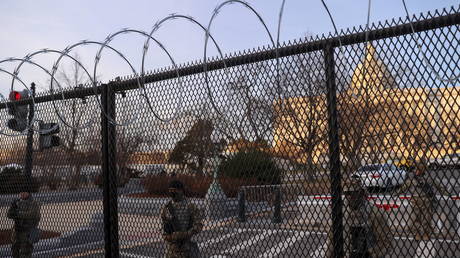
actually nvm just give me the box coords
[65,225,459,258]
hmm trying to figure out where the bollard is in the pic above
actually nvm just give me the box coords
[238,190,246,222]
[273,187,282,224]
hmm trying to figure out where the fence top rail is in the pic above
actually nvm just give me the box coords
[0,5,458,109]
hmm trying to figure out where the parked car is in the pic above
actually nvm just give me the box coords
[428,153,460,170]
[352,164,407,189]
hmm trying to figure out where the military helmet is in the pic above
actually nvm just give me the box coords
[343,177,365,194]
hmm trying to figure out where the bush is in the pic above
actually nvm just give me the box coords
[142,174,211,198]
[0,167,40,194]
[142,174,175,196]
[218,150,282,185]
[219,177,259,198]
[93,174,103,188]
[93,172,130,188]
[42,175,61,191]
[142,174,261,198]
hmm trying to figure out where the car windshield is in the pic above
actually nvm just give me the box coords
[383,164,393,170]
[358,165,380,172]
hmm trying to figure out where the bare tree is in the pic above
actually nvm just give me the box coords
[338,92,377,173]
[273,52,328,180]
[48,53,92,189]
[211,62,276,145]
[116,125,156,183]
[338,44,400,173]
[168,119,216,175]
[398,93,437,163]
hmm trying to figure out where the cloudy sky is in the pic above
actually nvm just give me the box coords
[0,0,458,96]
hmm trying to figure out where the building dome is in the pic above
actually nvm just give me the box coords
[350,43,397,97]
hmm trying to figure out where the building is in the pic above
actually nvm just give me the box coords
[273,44,460,172]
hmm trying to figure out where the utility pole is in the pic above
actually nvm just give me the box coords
[24,82,35,181]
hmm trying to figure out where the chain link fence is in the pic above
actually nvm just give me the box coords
[0,6,459,258]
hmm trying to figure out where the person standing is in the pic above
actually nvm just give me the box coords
[326,178,393,258]
[161,180,203,258]
[394,162,450,240]
[7,191,41,258]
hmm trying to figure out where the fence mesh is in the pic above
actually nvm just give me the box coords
[0,5,459,258]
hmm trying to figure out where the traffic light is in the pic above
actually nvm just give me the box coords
[39,122,60,150]
[7,90,30,132]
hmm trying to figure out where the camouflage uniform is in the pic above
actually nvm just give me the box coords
[395,172,449,238]
[161,199,203,258]
[326,181,393,258]
[7,197,41,258]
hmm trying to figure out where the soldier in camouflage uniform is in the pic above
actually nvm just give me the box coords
[161,180,203,258]
[394,162,450,240]
[7,191,41,258]
[326,178,393,258]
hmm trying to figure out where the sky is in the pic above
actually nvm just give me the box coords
[0,0,458,96]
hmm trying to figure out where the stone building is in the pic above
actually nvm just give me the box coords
[273,44,460,172]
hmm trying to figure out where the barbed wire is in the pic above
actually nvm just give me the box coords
[144,14,225,122]
[401,0,460,84]
[0,0,456,136]
[5,56,65,135]
[203,0,275,124]
[15,48,96,131]
[94,28,184,125]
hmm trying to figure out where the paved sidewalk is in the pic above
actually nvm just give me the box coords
[0,200,103,234]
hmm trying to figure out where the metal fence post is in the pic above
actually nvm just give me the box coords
[101,82,120,257]
[272,187,282,224]
[238,190,246,222]
[324,45,344,258]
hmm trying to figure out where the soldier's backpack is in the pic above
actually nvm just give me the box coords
[164,203,177,234]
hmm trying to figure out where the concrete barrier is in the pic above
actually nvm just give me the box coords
[297,195,460,236]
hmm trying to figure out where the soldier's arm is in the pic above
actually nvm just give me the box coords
[33,202,41,226]
[160,205,174,241]
[7,201,18,219]
[187,203,203,236]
